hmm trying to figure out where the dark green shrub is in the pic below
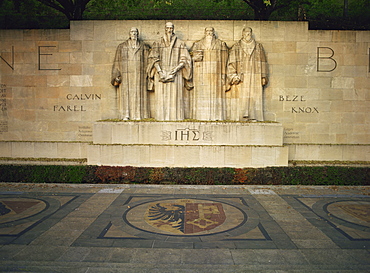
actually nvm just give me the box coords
[0,165,368,185]
[0,165,87,183]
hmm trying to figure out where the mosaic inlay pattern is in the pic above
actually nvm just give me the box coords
[127,198,244,235]
[0,193,91,244]
[1,190,369,250]
[0,198,47,224]
[283,196,370,249]
[70,194,299,249]
[327,201,370,226]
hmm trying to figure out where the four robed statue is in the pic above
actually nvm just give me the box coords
[112,23,269,122]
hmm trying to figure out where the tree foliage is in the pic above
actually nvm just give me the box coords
[241,0,290,20]
[35,0,92,20]
[83,0,249,20]
[0,0,369,29]
[0,0,69,28]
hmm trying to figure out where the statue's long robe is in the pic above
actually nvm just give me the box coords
[111,39,150,120]
[147,35,192,121]
[227,40,268,121]
[191,37,228,121]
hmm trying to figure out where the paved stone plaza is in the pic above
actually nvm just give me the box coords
[0,183,369,272]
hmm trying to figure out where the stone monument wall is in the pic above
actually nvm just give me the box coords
[0,21,369,164]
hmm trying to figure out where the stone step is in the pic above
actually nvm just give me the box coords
[87,144,288,168]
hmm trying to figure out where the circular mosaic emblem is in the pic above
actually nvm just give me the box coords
[0,198,47,224]
[326,200,370,228]
[124,198,247,236]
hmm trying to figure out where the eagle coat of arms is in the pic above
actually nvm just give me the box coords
[145,199,226,234]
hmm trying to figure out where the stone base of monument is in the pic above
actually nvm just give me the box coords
[87,121,289,168]
[0,141,88,162]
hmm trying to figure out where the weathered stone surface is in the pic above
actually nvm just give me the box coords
[87,143,288,168]
[190,27,228,121]
[0,21,368,165]
[227,27,268,121]
[93,121,284,146]
[111,28,150,120]
[147,22,193,121]
[89,121,287,167]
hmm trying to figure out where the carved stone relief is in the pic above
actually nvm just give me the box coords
[147,22,193,121]
[111,27,150,120]
[191,27,229,121]
[227,27,268,121]
[111,25,269,122]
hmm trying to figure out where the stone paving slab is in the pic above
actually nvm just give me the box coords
[0,183,369,272]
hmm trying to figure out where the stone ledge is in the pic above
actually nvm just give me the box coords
[0,142,89,159]
[287,144,370,162]
[0,157,87,165]
[87,144,289,168]
[89,143,285,147]
[289,160,370,167]
[93,121,284,146]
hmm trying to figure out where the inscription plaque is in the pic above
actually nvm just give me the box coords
[284,128,299,139]
[78,126,92,137]
[161,128,213,142]
[0,84,6,112]
[0,121,8,133]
